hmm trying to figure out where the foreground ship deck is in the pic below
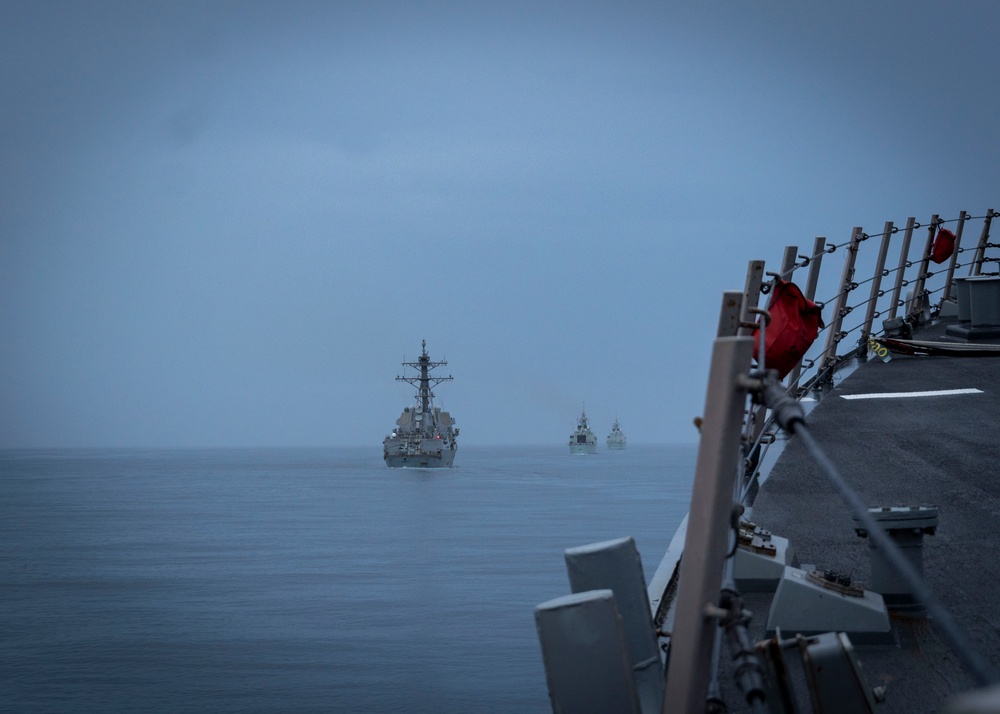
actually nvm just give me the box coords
[722,320,1000,712]
[534,209,1000,713]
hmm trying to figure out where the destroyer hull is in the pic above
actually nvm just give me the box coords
[384,452,456,468]
[383,439,456,468]
[568,443,597,455]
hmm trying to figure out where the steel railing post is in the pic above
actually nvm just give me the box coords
[737,261,765,338]
[888,217,916,320]
[970,209,995,276]
[861,222,893,344]
[787,237,826,392]
[942,211,967,302]
[908,214,938,320]
[663,292,754,714]
[819,227,862,376]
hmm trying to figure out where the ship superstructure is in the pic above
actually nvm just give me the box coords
[568,408,597,454]
[383,340,458,468]
[606,416,626,449]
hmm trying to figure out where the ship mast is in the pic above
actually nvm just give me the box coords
[396,340,452,414]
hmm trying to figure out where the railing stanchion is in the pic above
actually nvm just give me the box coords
[970,209,995,276]
[787,237,826,392]
[740,262,768,486]
[888,217,916,320]
[909,214,938,320]
[803,236,826,302]
[663,294,754,714]
[942,211,967,303]
[736,261,765,338]
[819,227,862,377]
[779,245,797,281]
[861,222,893,345]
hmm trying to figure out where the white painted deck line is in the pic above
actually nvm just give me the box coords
[840,388,984,400]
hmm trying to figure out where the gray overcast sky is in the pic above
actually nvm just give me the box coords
[2,1,998,448]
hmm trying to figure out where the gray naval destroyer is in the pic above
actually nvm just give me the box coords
[568,408,597,454]
[382,340,458,468]
[606,416,626,450]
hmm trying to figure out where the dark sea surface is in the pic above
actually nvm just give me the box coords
[1,445,696,713]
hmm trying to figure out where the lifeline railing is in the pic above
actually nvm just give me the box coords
[739,209,996,512]
[535,209,999,714]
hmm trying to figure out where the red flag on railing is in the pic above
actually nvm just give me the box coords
[753,279,825,379]
[931,227,956,264]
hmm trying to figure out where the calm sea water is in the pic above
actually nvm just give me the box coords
[1,445,695,713]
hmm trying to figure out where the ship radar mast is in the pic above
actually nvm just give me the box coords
[396,339,453,414]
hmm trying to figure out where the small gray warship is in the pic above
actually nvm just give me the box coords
[383,340,459,468]
[568,408,597,454]
[606,416,626,450]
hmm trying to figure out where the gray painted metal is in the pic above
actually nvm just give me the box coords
[909,215,939,320]
[765,566,892,645]
[803,236,826,301]
[662,332,754,713]
[888,216,916,320]
[853,506,938,612]
[565,537,663,714]
[717,289,744,338]
[969,208,995,276]
[779,245,797,281]
[535,590,642,714]
[800,632,879,713]
[738,261,765,338]
[968,276,1000,326]
[942,211,968,301]
[956,276,974,321]
[733,531,795,593]
[820,226,862,375]
[860,222,893,345]
[787,236,826,392]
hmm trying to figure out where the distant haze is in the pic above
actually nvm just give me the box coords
[2,1,998,447]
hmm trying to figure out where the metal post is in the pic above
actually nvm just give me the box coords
[717,292,744,339]
[909,215,938,320]
[769,246,799,380]
[663,294,754,713]
[738,261,765,338]
[819,227,862,375]
[779,245,798,281]
[942,211,967,302]
[970,209,995,276]
[740,261,769,485]
[787,237,826,392]
[888,217,916,319]
[803,237,827,302]
[860,222,893,344]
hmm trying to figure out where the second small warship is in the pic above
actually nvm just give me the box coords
[568,408,597,454]
[606,416,626,450]
[383,340,459,468]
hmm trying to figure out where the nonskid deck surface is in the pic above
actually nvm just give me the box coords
[721,321,1000,712]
